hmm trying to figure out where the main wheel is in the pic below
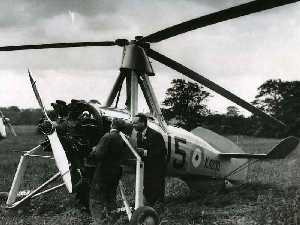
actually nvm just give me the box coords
[129,206,159,225]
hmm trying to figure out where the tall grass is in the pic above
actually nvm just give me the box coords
[0,129,299,224]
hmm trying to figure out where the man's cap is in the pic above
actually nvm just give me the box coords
[56,100,67,105]
[111,118,126,130]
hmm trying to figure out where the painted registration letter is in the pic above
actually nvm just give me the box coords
[173,137,186,169]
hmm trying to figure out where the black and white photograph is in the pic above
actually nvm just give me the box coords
[0,1,300,224]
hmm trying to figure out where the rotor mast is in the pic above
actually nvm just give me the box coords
[105,39,158,114]
[104,38,167,130]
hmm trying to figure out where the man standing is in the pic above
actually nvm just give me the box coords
[132,113,167,207]
[89,118,126,224]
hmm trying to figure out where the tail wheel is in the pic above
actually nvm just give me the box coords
[129,206,159,225]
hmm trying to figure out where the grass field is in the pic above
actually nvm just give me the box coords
[0,126,300,224]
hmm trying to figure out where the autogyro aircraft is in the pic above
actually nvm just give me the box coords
[1,0,300,224]
[0,110,17,139]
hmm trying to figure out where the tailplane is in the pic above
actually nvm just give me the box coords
[219,136,299,160]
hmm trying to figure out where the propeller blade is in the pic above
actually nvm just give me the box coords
[48,131,72,193]
[28,71,72,193]
[28,70,49,120]
[140,0,299,43]
[0,41,116,51]
[147,48,287,128]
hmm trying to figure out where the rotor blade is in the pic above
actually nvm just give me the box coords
[6,122,17,136]
[140,0,299,43]
[0,110,16,136]
[0,41,116,51]
[28,70,49,120]
[0,118,7,138]
[147,48,287,128]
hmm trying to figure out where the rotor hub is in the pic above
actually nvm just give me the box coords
[115,39,129,47]
[120,44,154,76]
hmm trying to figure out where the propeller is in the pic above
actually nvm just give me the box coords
[0,110,17,136]
[140,0,300,43]
[146,48,287,128]
[28,70,72,193]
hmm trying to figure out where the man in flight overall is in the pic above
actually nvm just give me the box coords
[89,118,126,224]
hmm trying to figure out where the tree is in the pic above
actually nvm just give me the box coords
[8,106,21,113]
[278,81,300,136]
[162,79,211,130]
[226,106,240,117]
[252,79,285,115]
[252,79,300,136]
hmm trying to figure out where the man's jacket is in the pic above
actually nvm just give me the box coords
[91,130,126,172]
[89,130,126,200]
[138,127,167,177]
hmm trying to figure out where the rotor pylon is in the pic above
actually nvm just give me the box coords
[105,43,167,131]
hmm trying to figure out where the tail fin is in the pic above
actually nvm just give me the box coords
[219,136,299,159]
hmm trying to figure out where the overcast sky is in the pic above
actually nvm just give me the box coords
[0,0,299,115]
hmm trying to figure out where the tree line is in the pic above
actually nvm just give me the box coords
[0,106,42,125]
[162,78,300,138]
[2,78,299,137]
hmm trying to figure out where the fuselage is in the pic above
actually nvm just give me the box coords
[94,104,248,184]
[148,122,247,182]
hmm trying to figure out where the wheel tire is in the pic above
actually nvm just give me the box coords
[129,206,159,225]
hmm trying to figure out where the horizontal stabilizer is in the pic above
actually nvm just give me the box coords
[219,136,299,159]
[218,153,267,159]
